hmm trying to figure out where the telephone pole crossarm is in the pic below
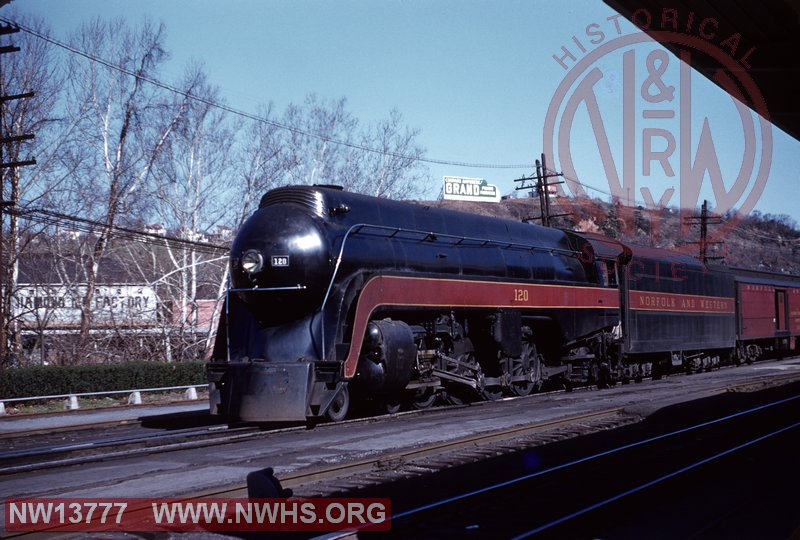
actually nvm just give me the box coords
[513,152,567,228]
[683,200,724,263]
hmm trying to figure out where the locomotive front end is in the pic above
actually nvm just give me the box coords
[207,191,337,422]
[230,201,331,321]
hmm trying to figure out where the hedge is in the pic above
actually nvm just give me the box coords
[0,361,206,400]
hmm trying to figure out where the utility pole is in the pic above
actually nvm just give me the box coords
[684,199,723,263]
[700,200,709,262]
[534,159,546,223]
[0,23,36,365]
[514,152,567,227]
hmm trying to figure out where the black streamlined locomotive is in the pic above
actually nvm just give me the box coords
[206,185,800,422]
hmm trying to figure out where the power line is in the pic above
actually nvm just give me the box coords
[7,205,229,255]
[11,18,796,250]
[723,219,800,243]
[543,166,654,207]
[0,17,536,171]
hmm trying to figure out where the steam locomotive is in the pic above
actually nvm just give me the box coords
[206,185,800,422]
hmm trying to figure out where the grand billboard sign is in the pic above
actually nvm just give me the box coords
[443,176,501,203]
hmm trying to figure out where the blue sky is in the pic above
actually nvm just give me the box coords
[6,0,800,222]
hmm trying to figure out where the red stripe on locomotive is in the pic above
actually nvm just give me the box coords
[343,275,619,378]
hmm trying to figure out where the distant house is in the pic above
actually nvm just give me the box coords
[56,227,83,240]
[145,224,167,236]
[178,227,208,243]
[211,225,234,242]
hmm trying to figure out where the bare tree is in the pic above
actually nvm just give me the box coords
[235,104,285,223]
[0,14,430,367]
[61,18,195,354]
[349,109,427,199]
[237,95,429,208]
[149,64,234,360]
[0,12,66,366]
[280,95,360,187]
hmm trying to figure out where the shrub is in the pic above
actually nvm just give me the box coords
[0,361,206,400]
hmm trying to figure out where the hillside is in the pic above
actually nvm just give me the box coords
[423,195,800,275]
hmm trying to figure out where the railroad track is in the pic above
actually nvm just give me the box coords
[0,400,212,439]
[215,407,630,498]
[0,403,630,539]
[2,372,799,540]
[382,384,800,539]
[4,354,793,442]
[3,364,799,478]
[0,386,571,476]
[0,407,632,540]
[0,423,280,476]
[195,371,800,499]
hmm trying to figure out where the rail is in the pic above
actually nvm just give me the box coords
[0,384,208,415]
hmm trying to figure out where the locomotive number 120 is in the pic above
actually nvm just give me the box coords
[514,288,529,302]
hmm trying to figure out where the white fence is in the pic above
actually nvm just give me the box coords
[0,384,209,415]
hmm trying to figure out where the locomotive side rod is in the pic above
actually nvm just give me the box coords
[430,368,478,389]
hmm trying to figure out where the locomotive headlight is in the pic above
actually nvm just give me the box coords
[241,249,264,274]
